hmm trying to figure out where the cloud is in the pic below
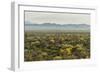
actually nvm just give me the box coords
[25,11,90,25]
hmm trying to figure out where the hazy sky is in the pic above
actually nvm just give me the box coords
[25,11,90,25]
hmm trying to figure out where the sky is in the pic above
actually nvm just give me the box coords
[25,11,90,25]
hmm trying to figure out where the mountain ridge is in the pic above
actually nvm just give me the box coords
[24,23,90,31]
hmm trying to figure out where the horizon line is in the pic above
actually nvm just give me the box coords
[24,22,90,25]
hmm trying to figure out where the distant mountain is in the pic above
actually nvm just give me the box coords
[25,21,33,24]
[25,23,90,31]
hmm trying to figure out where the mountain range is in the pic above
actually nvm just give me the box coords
[25,23,90,31]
